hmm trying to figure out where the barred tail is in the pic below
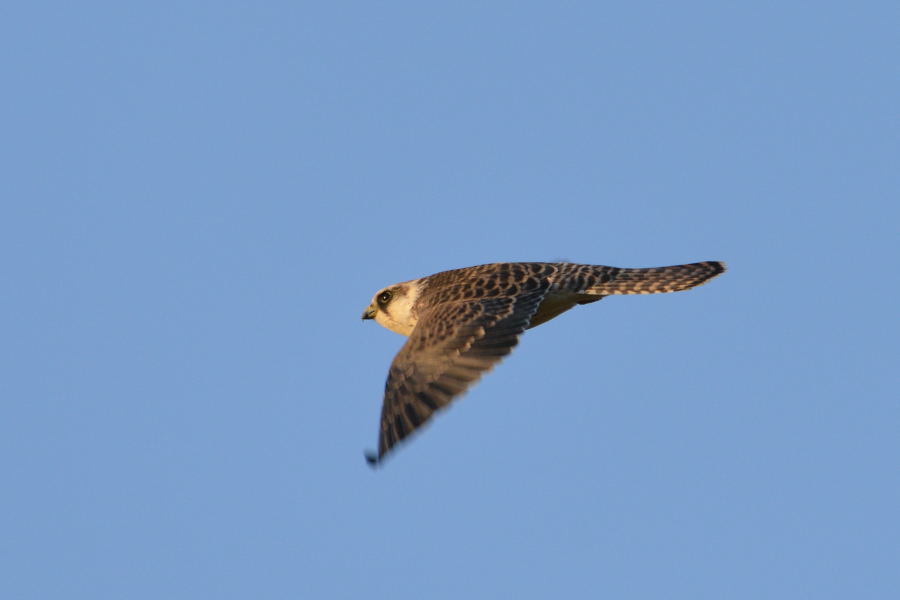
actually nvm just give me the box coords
[586,261,726,295]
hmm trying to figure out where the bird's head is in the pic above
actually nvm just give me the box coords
[362,282,419,336]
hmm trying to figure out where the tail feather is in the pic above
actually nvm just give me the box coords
[586,261,726,295]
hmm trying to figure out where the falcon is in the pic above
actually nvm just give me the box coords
[362,260,725,465]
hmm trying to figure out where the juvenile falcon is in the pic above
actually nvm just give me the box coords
[362,260,726,465]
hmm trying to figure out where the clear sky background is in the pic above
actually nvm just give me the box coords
[2,2,897,599]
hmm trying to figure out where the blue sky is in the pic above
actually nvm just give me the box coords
[2,2,897,598]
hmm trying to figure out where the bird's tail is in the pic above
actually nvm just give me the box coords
[586,261,726,295]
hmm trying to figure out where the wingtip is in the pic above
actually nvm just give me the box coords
[364,450,380,468]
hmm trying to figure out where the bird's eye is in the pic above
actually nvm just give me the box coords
[378,291,393,305]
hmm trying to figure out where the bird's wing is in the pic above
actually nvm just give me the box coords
[366,286,548,465]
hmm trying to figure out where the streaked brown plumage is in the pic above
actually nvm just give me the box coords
[362,260,725,465]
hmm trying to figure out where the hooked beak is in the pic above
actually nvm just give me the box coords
[362,305,376,320]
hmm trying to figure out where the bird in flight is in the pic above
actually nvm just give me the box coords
[362,260,725,466]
